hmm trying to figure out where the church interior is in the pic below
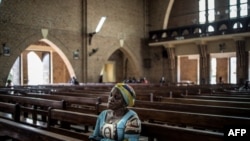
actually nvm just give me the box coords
[0,0,250,141]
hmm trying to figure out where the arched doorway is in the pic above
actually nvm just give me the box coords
[8,39,76,85]
[27,51,44,85]
[100,48,139,83]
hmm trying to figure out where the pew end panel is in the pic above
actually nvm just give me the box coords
[0,102,20,122]
[47,108,98,140]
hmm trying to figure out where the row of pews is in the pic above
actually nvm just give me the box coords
[0,83,249,141]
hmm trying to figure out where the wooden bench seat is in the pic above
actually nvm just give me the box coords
[157,96,250,108]
[0,95,65,109]
[0,118,82,141]
[47,108,98,140]
[0,84,246,141]
[47,108,224,141]
[0,102,20,121]
[182,95,250,102]
[202,93,250,98]
[0,95,65,127]
[21,93,102,114]
[134,100,250,117]
[141,122,223,141]
[132,107,250,132]
[53,91,155,102]
[51,90,110,103]
[52,91,109,98]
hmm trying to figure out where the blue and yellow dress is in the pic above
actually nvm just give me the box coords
[89,109,141,141]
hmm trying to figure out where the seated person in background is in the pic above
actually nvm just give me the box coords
[89,83,141,141]
[159,76,165,84]
[70,76,79,85]
[218,76,224,84]
[243,80,249,90]
[6,79,13,88]
[5,79,14,94]
[143,77,148,84]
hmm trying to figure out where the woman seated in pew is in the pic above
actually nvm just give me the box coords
[89,83,141,141]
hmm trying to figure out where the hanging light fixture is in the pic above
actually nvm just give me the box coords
[88,16,107,45]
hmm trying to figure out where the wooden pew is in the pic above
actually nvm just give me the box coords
[0,84,240,140]
[51,90,110,103]
[54,89,153,102]
[132,107,250,132]
[53,86,156,102]
[134,100,250,118]
[202,93,250,98]
[0,86,51,94]
[47,108,97,140]
[0,102,20,121]
[0,118,82,141]
[0,95,65,127]
[52,91,109,98]
[67,89,110,94]
[223,89,250,94]
[0,102,81,141]
[53,91,154,103]
[47,109,224,141]
[141,122,223,141]
[0,95,65,110]
[20,93,102,114]
[157,96,250,108]
[182,95,250,102]
[23,92,155,116]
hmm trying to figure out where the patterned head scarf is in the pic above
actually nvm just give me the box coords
[112,83,136,107]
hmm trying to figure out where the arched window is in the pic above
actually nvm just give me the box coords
[207,25,215,32]
[219,24,228,31]
[182,29,189,36]
[171,31,178,37]
[233,22,243,29]
[161,32,167,38]
[193,28,202,34]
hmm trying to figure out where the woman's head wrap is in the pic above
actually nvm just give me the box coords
[112,83,136,107]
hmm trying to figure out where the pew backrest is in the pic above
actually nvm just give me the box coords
[48,108,224,141]
[22,93,101,114]
[0,95,66,127]
[0,95,65,109]
[157,96,250,108]
[0,102,20,121]
[141,122,224,141]
[47,108,98,140]
[135,100,250,117]
[182,95,250,102]
[0,118,82,141]
[132,107,250,132]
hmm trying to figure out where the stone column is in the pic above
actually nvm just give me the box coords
[235,38,248,85]
[82,0,88,83]
[198,43,210,84]
[165,46,176,83]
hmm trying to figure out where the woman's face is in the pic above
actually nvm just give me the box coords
[107,88,125,110]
